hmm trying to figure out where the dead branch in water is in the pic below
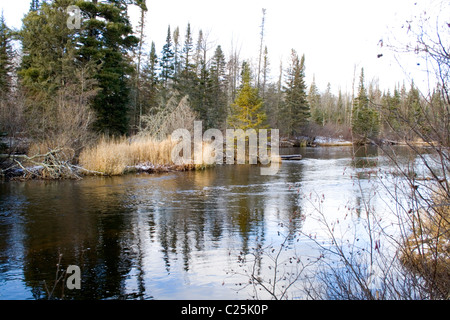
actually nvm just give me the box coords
[4,148,83,180]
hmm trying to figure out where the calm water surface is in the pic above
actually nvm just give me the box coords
[0,146,423,299]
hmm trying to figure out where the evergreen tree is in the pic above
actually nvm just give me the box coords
[19,0,98,145]
[0,12,15,138]
[282,50,309,136]
[172,26,181,80]
[130,1,148,131]
[195,56,210,127]
[181,23,194,77]
[178,22,197,97]
[160,26,174,88]
[407,82,423,123]
[351,68,380,141]
[336,89,345,124]
[208,45,228,129]
[29,0,40,12]
[138,41,160,129]
[194,29,204,77]
[308,75,322,125]
[381,87,401,133]
[77,0,139,135]
[20,0,76,92]
[19,0,79,135]
[228,61,266,130]
[177,23,201,121]
[0,12,14,97]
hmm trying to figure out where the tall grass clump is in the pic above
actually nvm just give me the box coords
[78,136,133,175]
[78,135,213,176]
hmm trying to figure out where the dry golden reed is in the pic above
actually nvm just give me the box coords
[78,136,212,175]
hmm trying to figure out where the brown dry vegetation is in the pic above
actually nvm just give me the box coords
[78,136,212,176]
[400,190,450,298]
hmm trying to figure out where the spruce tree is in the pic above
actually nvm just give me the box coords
[282,50,309,137]
[407,82,422,123]
[181,23,194,77]
[308,75,322,125]
[77,0,139,135]
[172,26,180,80]
[351,68,380,141]
[336,89,345,124]
[194,29,204,77]
[381,86,401,133]
[29,0,40,12]
[178,22,197,97]
[140,41,159,128]
[209,45,228,129]
[160,26,174,88]
[0,12,15,138]
[177,23,202,122]
[0,12,14,97]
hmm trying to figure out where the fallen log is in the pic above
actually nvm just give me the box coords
[280,154,303,160]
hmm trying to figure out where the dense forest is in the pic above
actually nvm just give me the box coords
[0,0,448,171]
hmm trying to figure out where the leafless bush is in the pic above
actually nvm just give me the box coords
[23,63,98,161]
[228,226,320,300]
[139,92,198,140]
[300,1,449,300]
[0,89,28,155]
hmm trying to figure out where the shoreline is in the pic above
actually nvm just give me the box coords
[0,137,435,181]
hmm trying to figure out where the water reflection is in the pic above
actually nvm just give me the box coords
[0,146,423,299]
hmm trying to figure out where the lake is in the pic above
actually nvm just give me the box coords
[0,145,424,300]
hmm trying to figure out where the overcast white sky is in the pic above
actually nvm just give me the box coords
[0,0,445,94]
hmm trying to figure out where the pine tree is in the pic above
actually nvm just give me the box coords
[160,26,174,88]
[351,68,380,141]
[140,41,159,128]
[282,50,309,136]
[381,86,401,133]
[19,0,79,134]
[0,12,15,138]
[172,26,181,80]
[20,0,76,90]
[407,82,422,123]
[178,22,197,97]
[0,12,14,97]
[181,23,194,76]
[19,0,98,145]
[308,75,322,125]
[196,56,210,127]
[209,45,228,129]
[130,1,148,131]
[29,0,40,12]
[336,89,345,125]
[228,61,266,130]
[77,0,139,135]
[177,23,201,121]
[194,29,204,77]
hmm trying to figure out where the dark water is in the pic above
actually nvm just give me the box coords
[0,146,423,300]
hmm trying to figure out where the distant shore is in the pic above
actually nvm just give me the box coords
[1,134,436,181]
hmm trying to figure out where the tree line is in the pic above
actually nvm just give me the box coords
[0,0,448,159]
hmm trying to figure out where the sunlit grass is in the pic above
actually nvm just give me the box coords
[78,136,213,175]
